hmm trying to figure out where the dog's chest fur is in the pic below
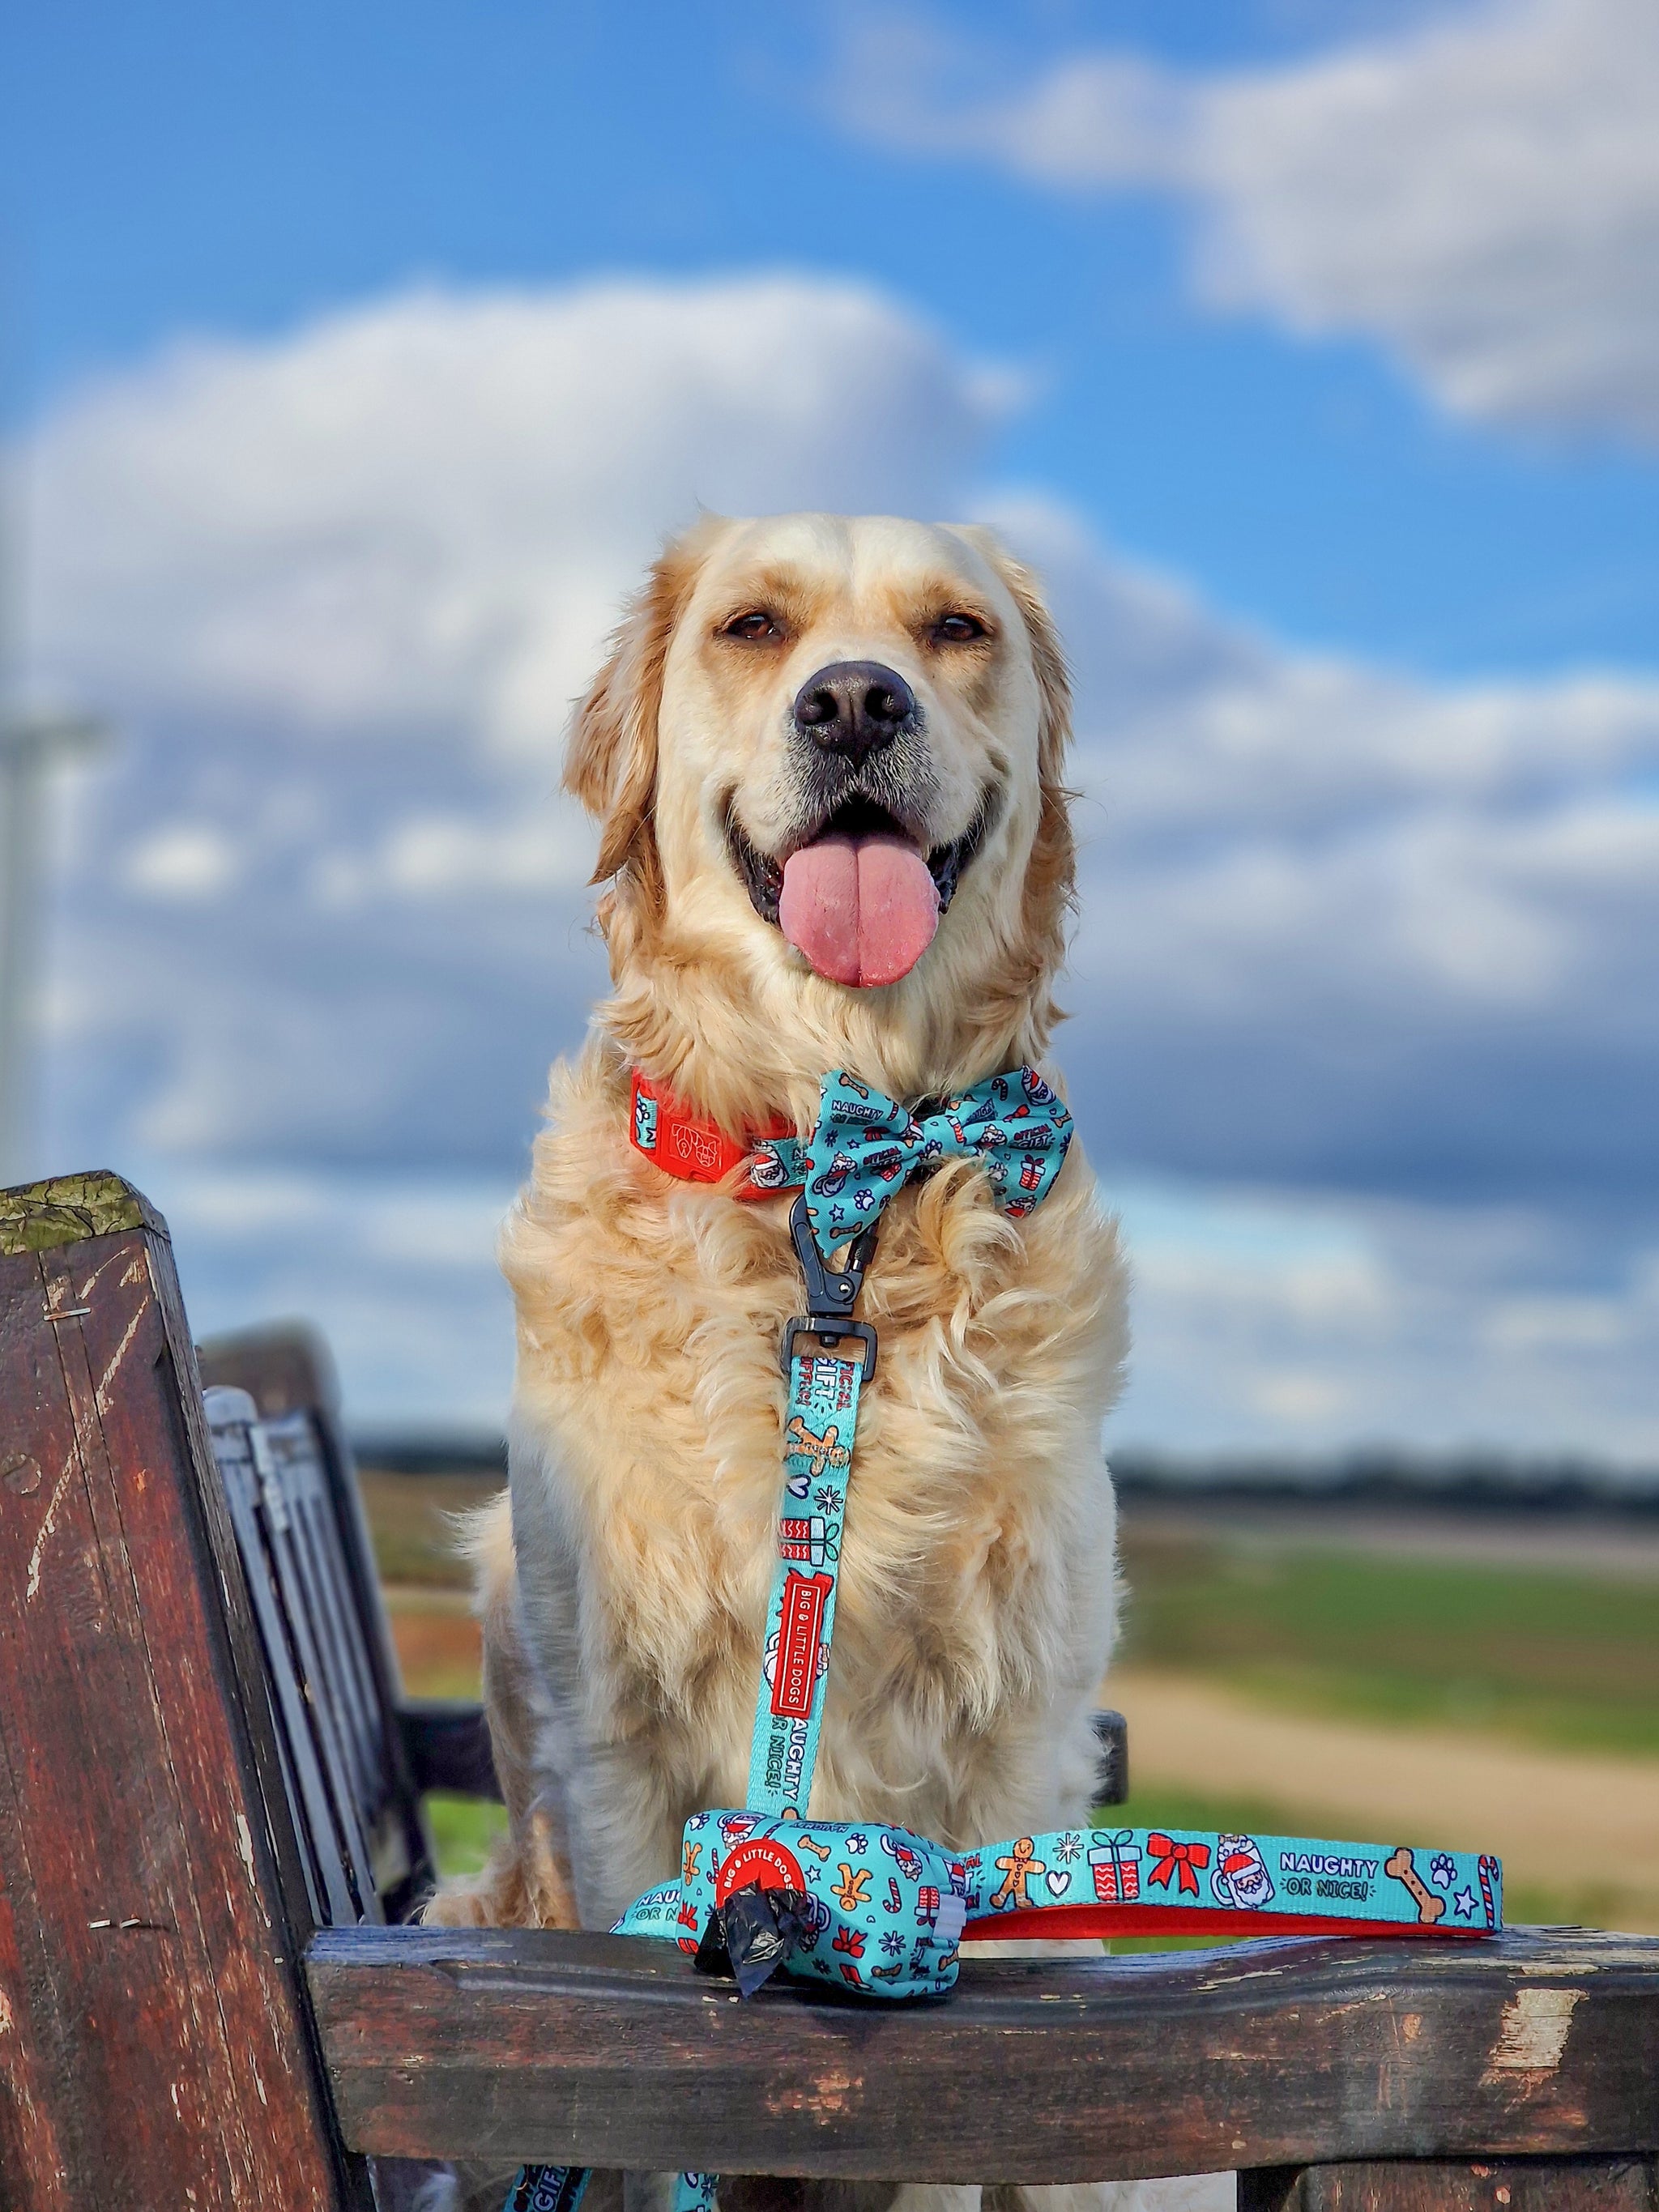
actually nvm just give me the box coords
[502,1048,1127,1912]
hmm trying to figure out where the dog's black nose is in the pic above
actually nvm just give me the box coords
[792,661,916,766]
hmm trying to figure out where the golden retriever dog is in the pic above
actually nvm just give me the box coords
[426,514,1222,2212]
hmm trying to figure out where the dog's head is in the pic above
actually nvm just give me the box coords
[568,513,1073,1121]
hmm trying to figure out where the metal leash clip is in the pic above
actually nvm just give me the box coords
[780,1190,878,1378]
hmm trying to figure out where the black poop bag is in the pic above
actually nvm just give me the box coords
[693,1880,816,1997]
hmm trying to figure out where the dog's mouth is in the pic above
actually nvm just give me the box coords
[727,794,990,990]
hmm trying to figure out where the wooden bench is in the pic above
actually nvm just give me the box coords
[2,1169,1657,2212]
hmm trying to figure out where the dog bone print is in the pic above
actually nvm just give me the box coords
[1384,1844,1446,1924]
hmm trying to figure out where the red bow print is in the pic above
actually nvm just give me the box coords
[1147,1833,1213,1895]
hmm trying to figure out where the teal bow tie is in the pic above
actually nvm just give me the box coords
[748,1067,1073,1258]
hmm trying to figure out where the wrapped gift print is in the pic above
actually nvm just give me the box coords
[778,1516,835,1567]
[1089,1831,1141,1902]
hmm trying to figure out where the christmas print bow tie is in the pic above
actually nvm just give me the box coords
[748,1068,1074,1259]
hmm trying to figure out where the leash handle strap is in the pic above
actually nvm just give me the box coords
[746,1343,865,1815]
[633,1814,1502,1993]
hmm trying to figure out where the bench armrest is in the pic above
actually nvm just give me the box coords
[1093,1706,1128,1805]
[399,1700,502,1801]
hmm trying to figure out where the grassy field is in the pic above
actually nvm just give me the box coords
[1115,1523,1659,1759]
[357,1468,500,1586]
[360,1473,1659,1928]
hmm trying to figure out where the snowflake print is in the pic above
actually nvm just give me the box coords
[880,1931,905,1957]
[813,1485,840,1515]
[1055,1833,1082,1865]
[846,1832,868,1854]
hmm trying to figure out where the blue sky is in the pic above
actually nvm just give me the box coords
[8,0,1657,672]
[4,0,1657,1457]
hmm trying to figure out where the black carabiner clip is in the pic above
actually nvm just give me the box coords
[780,1190,878,1378]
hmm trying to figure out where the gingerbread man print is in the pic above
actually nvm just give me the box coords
[833,1864,872,1914]
[990,1836,1047,1911]
[786,1417,851,1477]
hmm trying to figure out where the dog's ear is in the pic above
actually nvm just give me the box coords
[965,533,1077,941]
[955,530,1072,783]
[565,522,717,893]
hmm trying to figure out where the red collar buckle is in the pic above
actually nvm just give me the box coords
[630,1071,791,1192]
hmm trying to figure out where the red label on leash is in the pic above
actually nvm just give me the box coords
[716,1837,807,1904]
[772,1571,833,1718]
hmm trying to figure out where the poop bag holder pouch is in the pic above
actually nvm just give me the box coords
[614,1811,970,2000]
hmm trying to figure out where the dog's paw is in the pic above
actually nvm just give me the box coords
[365,2155,462,2211]
[420,1875,498,1928]
[419,1819,581,1930]
[997,2184,1235,2212]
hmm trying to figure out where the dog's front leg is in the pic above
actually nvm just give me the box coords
[993,2183,1235,2212]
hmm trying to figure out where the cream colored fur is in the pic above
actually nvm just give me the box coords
[423,514,1219,2212]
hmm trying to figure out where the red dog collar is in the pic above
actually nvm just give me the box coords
[629,1071,792,1194]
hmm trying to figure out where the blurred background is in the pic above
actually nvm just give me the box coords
[2,0,1655,1923]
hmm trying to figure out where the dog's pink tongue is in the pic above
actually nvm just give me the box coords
[778,833,939,987]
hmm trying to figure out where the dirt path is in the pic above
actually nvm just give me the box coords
[1120,1500,1659,1579]
[1107,1667,1659,1929]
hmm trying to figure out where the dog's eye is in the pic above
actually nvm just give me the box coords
[722,610,782,641]
[935,612,988,644]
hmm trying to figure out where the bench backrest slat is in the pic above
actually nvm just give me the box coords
[203,1385,439,1927]
[262,1414,386,1813]
[198,1325,435,1925]
[211,1397,364,1929]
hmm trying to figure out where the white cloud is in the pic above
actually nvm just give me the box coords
[125,821,243,900]
[321,811,596,903]
[27,275,998,751]
[18,273,1659,1455]
[155,1162,518,1430]
[989,496,1659,1183]
[843,0,1659,443]
[1113,1178,1659,1461]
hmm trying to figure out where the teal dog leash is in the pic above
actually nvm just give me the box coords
[748,1068,1075,1818]
[505,1070,1500,2212]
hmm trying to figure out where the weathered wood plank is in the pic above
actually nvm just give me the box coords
[1241,2156,1659,2211]
[306,1924,1659,2184]
[0,1184,363,2210]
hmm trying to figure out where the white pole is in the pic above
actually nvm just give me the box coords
[0,710,107,1186]
[0,732,43,1186]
